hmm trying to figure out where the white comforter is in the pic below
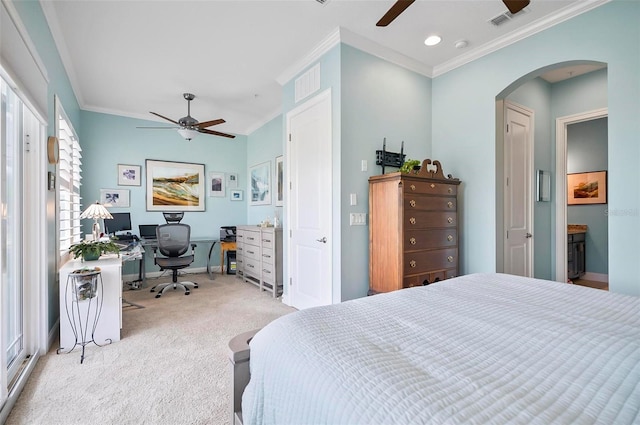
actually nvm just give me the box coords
[242,273,640,424]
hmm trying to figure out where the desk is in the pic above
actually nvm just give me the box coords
[141,237,219,279]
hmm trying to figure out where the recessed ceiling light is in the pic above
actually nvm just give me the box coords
[424,35,442,46]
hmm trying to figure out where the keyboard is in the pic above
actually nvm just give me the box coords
[117,234,138,241]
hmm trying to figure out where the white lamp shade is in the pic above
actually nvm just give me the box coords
[80,202,113,219]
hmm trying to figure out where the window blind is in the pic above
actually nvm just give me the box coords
[58,115,81,256]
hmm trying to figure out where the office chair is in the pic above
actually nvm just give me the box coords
[163,211,184,223]
[150,223,198,298]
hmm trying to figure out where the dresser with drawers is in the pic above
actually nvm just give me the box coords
[236,225,283,297]
[368,160,461,294]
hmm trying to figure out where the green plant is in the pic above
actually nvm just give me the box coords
[69,239,121,261]
[399,159,421,174]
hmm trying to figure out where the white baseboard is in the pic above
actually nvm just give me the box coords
[582,272,608,283]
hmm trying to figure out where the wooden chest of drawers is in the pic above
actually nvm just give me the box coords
[368,160,461,293]
[236,225,283,297]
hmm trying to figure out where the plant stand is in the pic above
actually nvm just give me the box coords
[57,269,111,363]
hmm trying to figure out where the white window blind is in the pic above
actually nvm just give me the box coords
[58,115,81,257]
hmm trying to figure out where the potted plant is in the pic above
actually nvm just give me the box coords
[69,239,121,261]
[399,159,421,174]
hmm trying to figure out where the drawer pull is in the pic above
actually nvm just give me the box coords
[263,239,271,243]
[247,264,255,269]
[447,234,453,242]
[447,217,453,224]
[409,260,416,268]
[409,199,416,208]
[410,184,416,191]
[447,201,453,208]
[448,187,453,194]
[409,217,416,225]
[263,254,271,258]
[409,237,416,245]
[430,183,435,188]
[247,250,255,255]
[263,269,271,274]
[448,256,454,263]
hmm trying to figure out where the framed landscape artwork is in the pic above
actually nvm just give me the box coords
[146,159,205,211]
[250,161,271,206]
[567,171,607,205]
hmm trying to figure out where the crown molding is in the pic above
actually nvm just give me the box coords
[433,0,611,77]
[244,108,282,136]
[40,0,85,107]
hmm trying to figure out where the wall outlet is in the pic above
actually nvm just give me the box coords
[361,160,367,172]
[350,193,357,206]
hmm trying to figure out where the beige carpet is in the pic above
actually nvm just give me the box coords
[6,273,296,425]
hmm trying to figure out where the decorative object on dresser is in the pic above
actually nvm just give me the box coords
[369,159,460,294]
[236,225,283,297]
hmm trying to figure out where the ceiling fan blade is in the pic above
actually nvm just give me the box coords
[503,0,530,14]
[149,112,179,125]
[197,118,226,129]
[199,128,236,139]
[376,0,415,27]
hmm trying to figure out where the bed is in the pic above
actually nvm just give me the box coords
[228,273,640,424]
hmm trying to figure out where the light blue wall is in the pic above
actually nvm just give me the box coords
[246,114,284,225]
[12,0,82,331]
[567,117,608,275]
[507,78,553,280]
[340,44,432,300]
[80,110,248,273]
[432,1,639,295]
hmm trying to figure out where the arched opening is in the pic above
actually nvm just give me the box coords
[495,60,608,285]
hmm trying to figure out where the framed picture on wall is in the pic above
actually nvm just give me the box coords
[230,190,243,201]
[100,188,130,208]
[567,171,607,205]
[249,161,271,206]
[208,171,226,197]
[117,164,142,186]
[227,173,239,189]
[146,159,205,211]
[275,155,284,207]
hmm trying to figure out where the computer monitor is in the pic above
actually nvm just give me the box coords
[105,212,132,235]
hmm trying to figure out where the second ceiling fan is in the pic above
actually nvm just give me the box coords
[377,0,531,26]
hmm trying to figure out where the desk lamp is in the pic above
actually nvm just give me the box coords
[80,202,113,241]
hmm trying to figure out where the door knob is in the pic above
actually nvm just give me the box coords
[316,237,327,243]
[526,233,532,238]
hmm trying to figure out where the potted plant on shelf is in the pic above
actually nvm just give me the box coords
[69,239,121,261]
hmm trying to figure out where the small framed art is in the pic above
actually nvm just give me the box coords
[567,171,607,205]
[275,155,284,207]
[230,190,243,201]
[118,164,142,186]
[100,188,130,208]
[208,171,226,197]
[227,173,239,189]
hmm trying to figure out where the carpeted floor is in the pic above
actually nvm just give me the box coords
[5,273,296,425]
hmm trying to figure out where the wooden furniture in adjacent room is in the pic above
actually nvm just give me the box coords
[236,225,283,297]
[368,159,460,294]
[568,225,587,280]
[220,241,237,274]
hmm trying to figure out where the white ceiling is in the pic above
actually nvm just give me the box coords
[40,0,608,136]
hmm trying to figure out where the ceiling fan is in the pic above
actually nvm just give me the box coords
[376,0,530,26]
[138,93,235,140]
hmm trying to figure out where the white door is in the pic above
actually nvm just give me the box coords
[286,89,332,309]
[504,102,533,276]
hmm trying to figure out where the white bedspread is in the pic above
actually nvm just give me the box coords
[242,273,640,424]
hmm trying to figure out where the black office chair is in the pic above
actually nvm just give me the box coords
[163,212,184,223]
[150,223,197,298]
